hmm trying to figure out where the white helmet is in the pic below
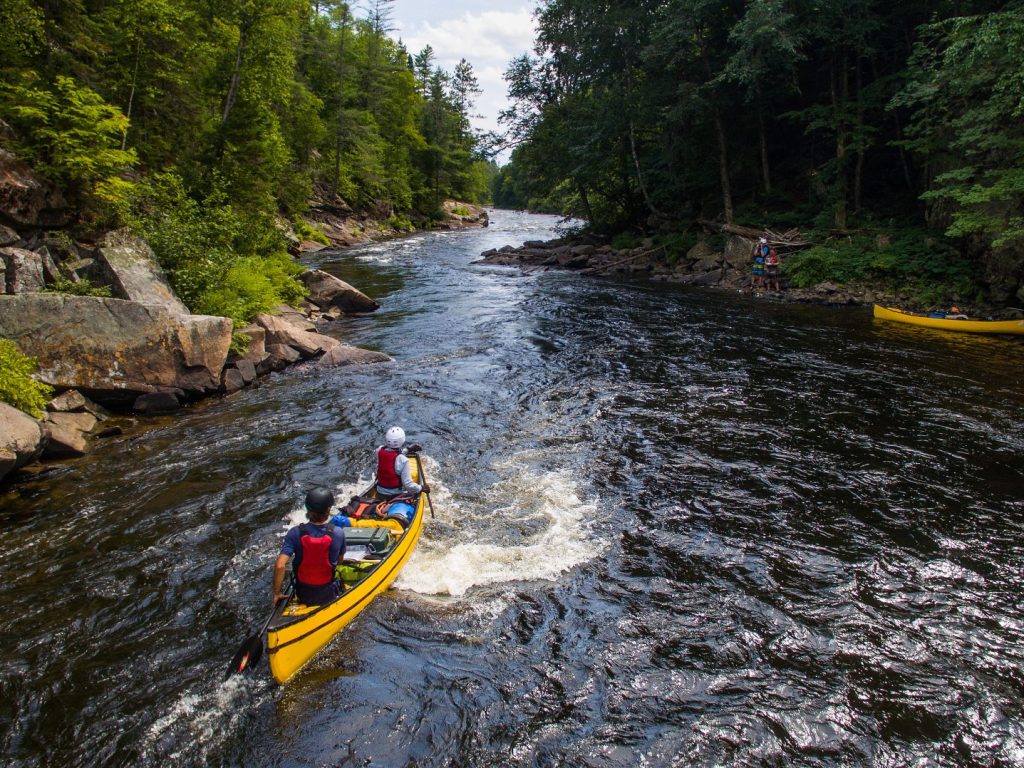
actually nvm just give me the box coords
[384,426,406,449]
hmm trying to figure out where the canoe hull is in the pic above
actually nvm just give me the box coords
[873,305,1024,335]
[266,466,427,684]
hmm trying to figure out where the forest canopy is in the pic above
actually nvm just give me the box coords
[497,1,1024,303]
[0,0,494,321]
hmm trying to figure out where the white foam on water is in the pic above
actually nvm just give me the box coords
[396,455,603,597]
[142,676,257,763]
[283,475,373,528]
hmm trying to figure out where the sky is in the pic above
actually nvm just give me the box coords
[390,1,539,144]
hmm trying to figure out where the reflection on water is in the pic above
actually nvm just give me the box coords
[1,210,1023,767]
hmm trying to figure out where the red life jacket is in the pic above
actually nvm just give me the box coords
[296,523,335,586]
[377,447,401,489]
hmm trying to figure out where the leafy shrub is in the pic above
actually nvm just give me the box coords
[386,215,415,232]
[0,339,52,418]
[292,216,330,245]
[124,172,306,325]
[783,227,980,304]
[610,232,641,251]
[0,72,135,216]
[450,205,471,216]
[652,231,699,264]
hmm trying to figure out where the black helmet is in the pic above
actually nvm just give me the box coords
[304,487,335,518]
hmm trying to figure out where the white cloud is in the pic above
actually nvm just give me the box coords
[399,8,537,137]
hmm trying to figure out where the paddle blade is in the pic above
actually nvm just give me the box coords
[225,634,264,679]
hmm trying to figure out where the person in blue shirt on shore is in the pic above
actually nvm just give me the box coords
[272,487,346,606]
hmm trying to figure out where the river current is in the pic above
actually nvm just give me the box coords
[2,209,1023,767]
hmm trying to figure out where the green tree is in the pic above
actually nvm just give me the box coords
[895,7,1024,250]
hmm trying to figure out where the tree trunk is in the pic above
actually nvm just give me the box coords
[700,49,733,224]
[757,86,771,194]
[831,52,848,231]
[712,108,734,224]
[853,57,864,214]
[629,120,659,217]
[333,11,350,195]
[576,181,595,223]
[122,37,142,151]
[221,24,248,126]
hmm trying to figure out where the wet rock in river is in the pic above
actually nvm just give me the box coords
[298,269,380,313]
[0,403,45,482]
[42,411,98,458]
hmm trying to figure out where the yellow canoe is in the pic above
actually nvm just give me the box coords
[873,304,1024,335]
[266,458,428,684]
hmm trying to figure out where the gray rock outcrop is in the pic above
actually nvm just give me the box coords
[317,344,392,367]
[1,247,45,293]
[0,403,45,482]
[0,294,232,404]
[255,312,340,358]
[298,269,381,313]
[93,230,189,314]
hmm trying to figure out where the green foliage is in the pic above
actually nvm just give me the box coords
[653,232,700,264]
[125,172,304,325]
[895,9,1024,249]
[610,232,641,251]
[292,216,330,245]
[194,253,305,326]
[45,278,112,298]
[0,339,53,418]
[0,73,136,213]
[386,214,414,232]
[784,227,978,304]
[450,205,471,217]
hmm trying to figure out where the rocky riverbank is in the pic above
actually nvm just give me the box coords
[476,225,1022,315]
[0,238,390,483]
[0,142,491,485]
[294,185,488,253]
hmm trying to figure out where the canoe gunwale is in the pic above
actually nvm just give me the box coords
[873,304,1024,335]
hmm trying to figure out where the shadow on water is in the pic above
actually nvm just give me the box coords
[2,210,1024,767]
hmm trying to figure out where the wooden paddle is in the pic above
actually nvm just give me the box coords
[225,587,291,680]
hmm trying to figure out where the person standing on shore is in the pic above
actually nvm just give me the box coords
[766,245,781,292]
[751,238,767,291]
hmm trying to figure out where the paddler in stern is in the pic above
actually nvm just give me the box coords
[272,488,346,606]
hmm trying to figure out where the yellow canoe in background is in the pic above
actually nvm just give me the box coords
[873,305,1024,335]
[266,458,428,684]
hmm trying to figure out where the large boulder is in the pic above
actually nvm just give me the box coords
[297,270,380,313]
[0,224,18,247]
[92,230,190,314]
[1,247,45,293]
[0,294,232,404]
[255,312,340,358]
[0,146,69,228]
[42,411,97,458]
[316,344,392,368]
[0,403,45,481]
[724,234,756,270]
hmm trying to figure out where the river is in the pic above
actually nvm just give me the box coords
[1,209,1023,767]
